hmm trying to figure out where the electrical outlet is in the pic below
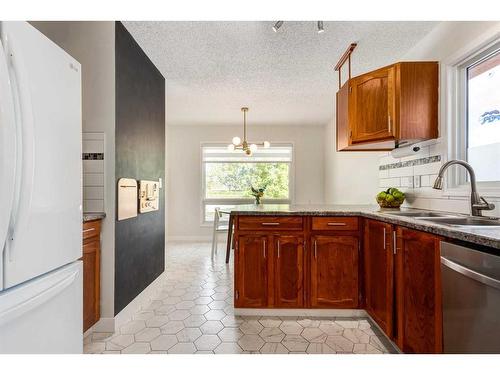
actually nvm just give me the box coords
[414,175,421,188]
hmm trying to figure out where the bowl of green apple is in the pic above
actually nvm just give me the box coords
[376,188,405,209]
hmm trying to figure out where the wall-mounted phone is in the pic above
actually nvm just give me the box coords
[139,180,160,213]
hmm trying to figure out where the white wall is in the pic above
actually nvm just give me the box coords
[31,22,117,322]
[167,124,325,240]
[323,113,385,205]
[376,21,500,216]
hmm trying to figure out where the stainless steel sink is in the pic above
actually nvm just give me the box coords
[382,211,455,218]
[419,217,500,227]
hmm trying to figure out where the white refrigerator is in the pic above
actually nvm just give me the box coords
[0,21,83,353]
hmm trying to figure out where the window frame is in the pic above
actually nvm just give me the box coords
[445,37,500,198]
[199,141,295,225]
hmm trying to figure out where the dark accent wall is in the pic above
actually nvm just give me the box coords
[114,22,165,314]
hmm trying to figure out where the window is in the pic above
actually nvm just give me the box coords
[201,143,293,223]
[465,49,500,182]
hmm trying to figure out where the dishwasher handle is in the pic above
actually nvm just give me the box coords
[441,256,500,291]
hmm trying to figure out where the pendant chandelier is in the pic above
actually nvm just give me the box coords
[227,107,270,156]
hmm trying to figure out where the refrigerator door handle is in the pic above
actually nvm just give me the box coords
[0,268,79,326]
[2,32,35,263]
[0,37,17,275]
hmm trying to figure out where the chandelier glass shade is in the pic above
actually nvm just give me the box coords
[228,107,270,156]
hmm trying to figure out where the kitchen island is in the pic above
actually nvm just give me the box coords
[229,204,500,354]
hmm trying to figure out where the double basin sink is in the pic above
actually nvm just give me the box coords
[381,210,500,228]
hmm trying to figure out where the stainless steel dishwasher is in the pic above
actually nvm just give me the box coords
[441,241,500,353]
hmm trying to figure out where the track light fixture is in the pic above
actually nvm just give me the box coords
[272,21,284,32]
[272,21,325,33]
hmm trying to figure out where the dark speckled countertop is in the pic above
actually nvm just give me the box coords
[83,212,106,222]
[229,204,500,250]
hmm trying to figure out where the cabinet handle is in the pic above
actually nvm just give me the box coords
[388,115,392,133]
[327,222,347,226]
[393,231,397,255]
[383,227,386,250]
[83,228,95,233]
[277,240,280,258]
[314,240,317,259]
[263,239,266,258]
[262,222,280,226]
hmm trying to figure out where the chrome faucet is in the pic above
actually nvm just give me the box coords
[433,160,495,217]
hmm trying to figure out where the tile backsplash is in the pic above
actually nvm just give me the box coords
[377,141,500,217]
[83,132,105,213]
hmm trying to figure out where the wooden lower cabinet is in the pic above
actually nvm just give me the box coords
[274,234,304,307]
[363,219,394,337]
[310,235,359,308]
[82,219,101,332]
[395,227,442,353]
[234,234,268,308]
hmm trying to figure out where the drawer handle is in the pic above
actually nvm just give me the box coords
[83,228,96,233]
[327,222,347,226]
[261,222,280,226]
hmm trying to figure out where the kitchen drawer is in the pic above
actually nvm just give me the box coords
[238,216,303,231]
[311,217,359,231]
[83,220,101,241]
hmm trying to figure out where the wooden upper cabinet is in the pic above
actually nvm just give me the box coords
[336,61,438,151]
[363,219,394,338]
[274,234,304,308]
[234,234,268,308]
[310,235,359,308]
[351,66,395,144]
[395,227,442,354]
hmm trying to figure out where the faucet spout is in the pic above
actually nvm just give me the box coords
[433,160,495,217]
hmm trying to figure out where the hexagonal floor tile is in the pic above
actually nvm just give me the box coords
[175,300,196,310]
[260,343,289,354]
[121,342,151,354]
[325,335,355,353]
[132,311,155,321]
[167,310,191,321]
[335,319,359,329]
[176,327,202,343]
[120,320,146,335]
[194,335,221,351]
[204,309,226,321]
[296,318,321,328]
[200,320,224,334]
[353,343,383,354]
[109,334,134,348]
[306,343,336,354]
[240,321,264,335]
[279,321,303,335]
[259,317,282,328]
[343,328,370,344]
[208,300,227,310]
[135,327,161,342]
[238,334,265,351]
[150,335,178,351]
[218,327,243,342]
[168,342,197,354]
[146,315,170,328]
[282,335,309,352]
[155,305,176,315]
[183,314,207,328]
[259,327,285,343]
[211,292,228,300]
[189,305,210,315]
[199,289,215,296]
[194,297,213,305]
[318,321,343,336]
[84,341,105,354]
[301,327,328,343]
[214,342,243,354]
[160,320,185,334]
[221,315,244,328]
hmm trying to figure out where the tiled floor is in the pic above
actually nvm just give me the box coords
[84,242,395,354]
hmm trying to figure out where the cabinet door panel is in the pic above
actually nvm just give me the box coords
[275,235,304,307]
[364,220,394,337]
[396,227,442,353]
[311,235,359,308]
[351,67,395,143]
[235,235,268,308]
[83,239,100,332]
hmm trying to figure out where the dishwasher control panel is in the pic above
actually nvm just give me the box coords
[139,180,160,213]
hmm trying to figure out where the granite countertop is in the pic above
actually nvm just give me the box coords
[229,204,500,250]
[83,212,106,222]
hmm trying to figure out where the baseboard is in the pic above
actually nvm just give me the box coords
[234,308,368,318]
[167,236,212,242]
[113,271,167,330]
[87,317,116,334]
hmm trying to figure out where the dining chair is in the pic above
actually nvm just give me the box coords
[211,207,229,258]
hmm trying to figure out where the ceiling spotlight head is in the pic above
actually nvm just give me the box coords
[272,21,284,32]
[317,21,324,34]
[263,141,270,148]
[232,136,241,145]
